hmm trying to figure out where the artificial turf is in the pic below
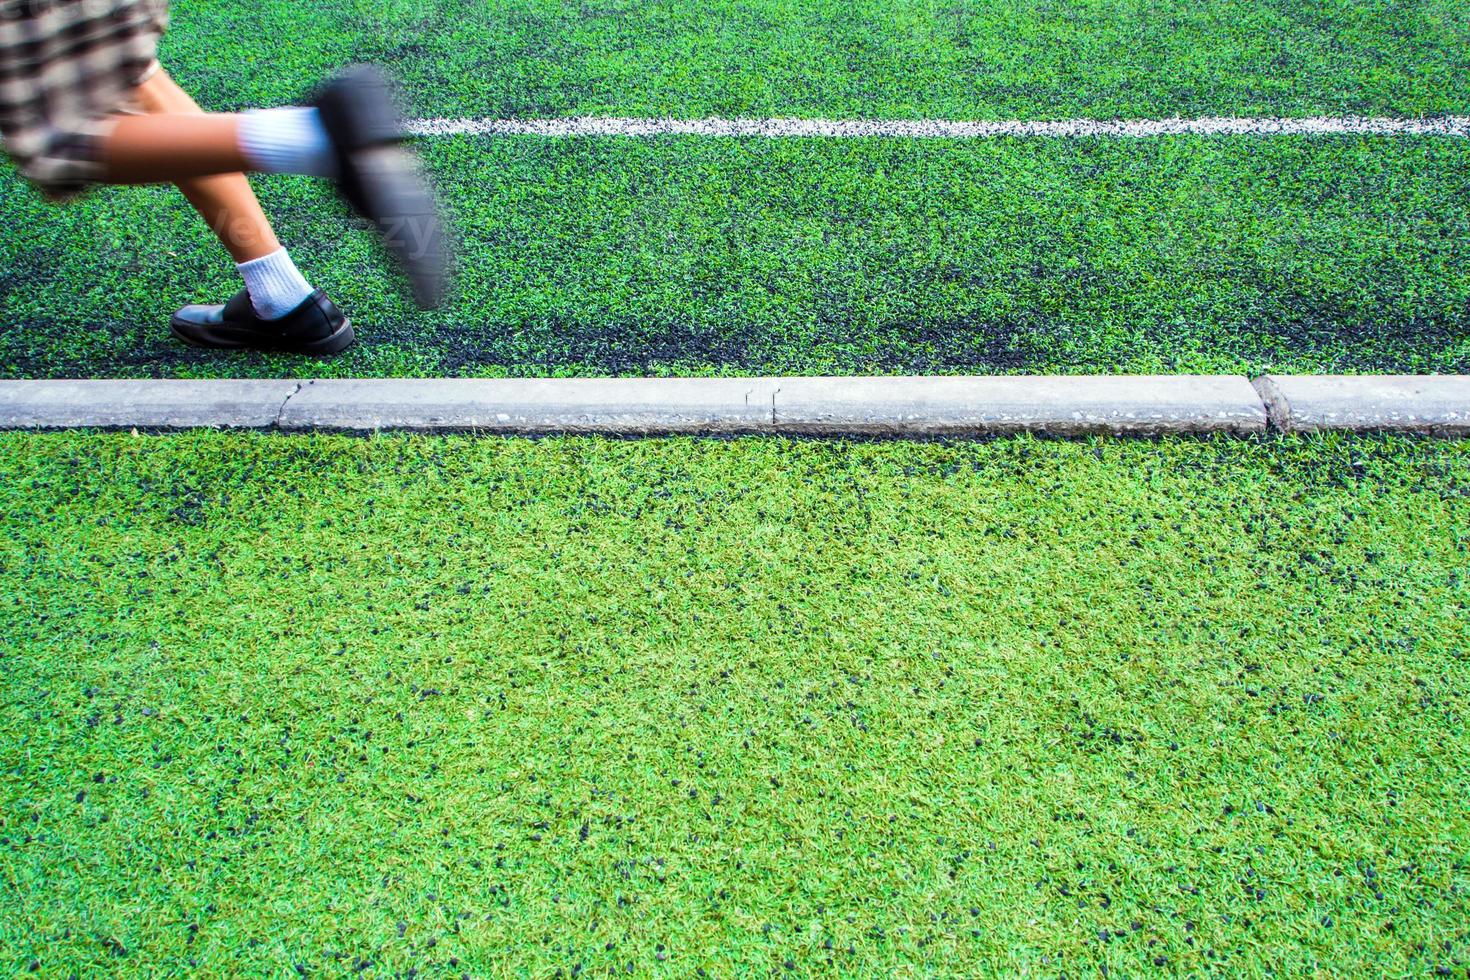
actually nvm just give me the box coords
[1,432,1466,975]
[3,135,1468,379]
[168,0,1470,120]
[2,0,1469,379]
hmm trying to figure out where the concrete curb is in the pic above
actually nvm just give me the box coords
[278,378,779,434]
[769,375,1264,435]
[275,376,1266,435]
[0,379,300,429]
[1252,375,1470,435]
[0,375,1464,436]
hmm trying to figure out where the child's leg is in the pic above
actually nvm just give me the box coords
[129,71,279,263]
[132,70,319,320]
[103,72,336,188]
[101,111,252,185]
[102,103,336,189]
[97,63,444,310]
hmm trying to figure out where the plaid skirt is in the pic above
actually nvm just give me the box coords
[0,0,170,197]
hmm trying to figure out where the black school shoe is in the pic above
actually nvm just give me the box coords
[312,65,448,310]
[171,289,355,355]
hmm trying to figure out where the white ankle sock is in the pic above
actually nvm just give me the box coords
[237,108,338,178]
[237,248,314,320]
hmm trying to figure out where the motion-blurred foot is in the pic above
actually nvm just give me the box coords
[312,65,449,310]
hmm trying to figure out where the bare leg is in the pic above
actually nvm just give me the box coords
[101,63,444,310]
[101,113,249,182]
[124,71,280,263]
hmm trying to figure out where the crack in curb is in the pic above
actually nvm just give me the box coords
[1249,376,1290,433]
[273,382,305,429]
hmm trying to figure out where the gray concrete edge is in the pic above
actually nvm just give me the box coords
[0,375,1465,436]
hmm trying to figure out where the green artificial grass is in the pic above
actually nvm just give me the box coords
[164,0,1470,120]
[3,135,1469,379]
[1,432,1467,975]
[3,0,1470,379]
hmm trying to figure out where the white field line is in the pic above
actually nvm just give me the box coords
[407,115,1470,138]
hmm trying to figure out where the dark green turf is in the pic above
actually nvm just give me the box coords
[163,0,1470,119]
[1,432,1467,975]
[3,135,1468,378]
[2,0,1468,378]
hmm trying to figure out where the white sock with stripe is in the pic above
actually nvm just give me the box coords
[236,108,338,178]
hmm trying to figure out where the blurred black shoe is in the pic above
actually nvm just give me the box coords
[171,289,355,355]
[312,65,449,309]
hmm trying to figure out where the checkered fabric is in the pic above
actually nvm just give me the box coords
[0,0,168,197]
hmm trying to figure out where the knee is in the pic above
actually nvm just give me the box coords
[131,69,204,116]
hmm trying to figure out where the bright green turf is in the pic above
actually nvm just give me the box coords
[166,0,1470,120]
[1,432,1467,975]
[3,135,1469,378]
